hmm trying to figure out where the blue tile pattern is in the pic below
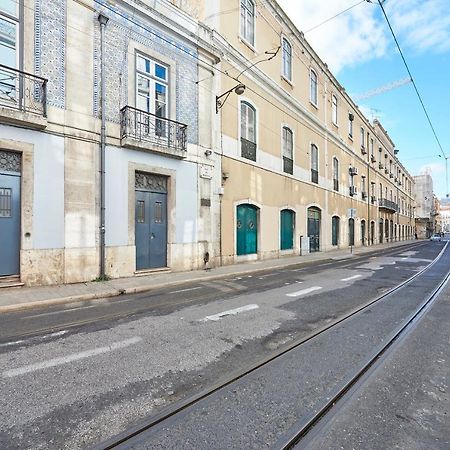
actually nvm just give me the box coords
[34,0,66,109]
[93,0,199,144]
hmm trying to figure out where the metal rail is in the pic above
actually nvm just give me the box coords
[276,241,450,449]
[92,241,441,450]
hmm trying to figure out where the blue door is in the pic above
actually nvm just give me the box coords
[237,204,258,255]
[135,190,167,270]
[280,209,294,250]
[0,173,21,276]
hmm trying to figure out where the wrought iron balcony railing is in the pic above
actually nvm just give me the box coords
[120,106,187,153]
[378,198,398,212]
[0,64,47,116]
[241,137,256,161]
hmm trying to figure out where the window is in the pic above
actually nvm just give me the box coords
[311,144,318,184]
[360,127,365,149]
[241,101,256,161]
[0,1,18,103]
[332,216,340,246]
[0,187,12,218]
[332,94,338,125]
[332,157,339,191]
[310,69,318,105]
[282,126,293,174]
[348,113,353,137]
[136,53,168,127]
[282,38,292,81]
[240,0,255,46]
[361,176,366,195]
[370,138,374,156]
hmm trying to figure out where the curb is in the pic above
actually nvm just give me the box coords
[0,241,419,314]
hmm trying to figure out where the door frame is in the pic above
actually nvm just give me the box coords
[0,139,34,281]
[306,205,321,253]
[128,163,176,271]
[280,207,295,253]
[234,199,261,261]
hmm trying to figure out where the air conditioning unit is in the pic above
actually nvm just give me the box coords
[379,162,384,170]
[349,186,357,196]
[362,191,368,199]
[390,173,394,178]
[385,168,389,174]
[371,195,376,204]
[371,155,376,163]
[361,146,367,155]
[349,167,358,176]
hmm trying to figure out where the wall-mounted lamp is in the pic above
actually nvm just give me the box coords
[204,149,212,157]
[394,148,399,154]
[222,172,229,182]
[216,83,246,113]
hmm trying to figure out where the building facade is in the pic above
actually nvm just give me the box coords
[413,173,436,238]
[183,0,415,264]
[0,0,219,286]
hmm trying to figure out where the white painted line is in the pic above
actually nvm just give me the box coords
[200,304,259,322]
[340,274,362,282]
[0,340,25,348]
[290,268,304,272]
[286,286,322,297]
[169,286,202,294]
[258,273,278,279]
[321,263,333,266]
[2,336,142,378]
[23,305,97,319]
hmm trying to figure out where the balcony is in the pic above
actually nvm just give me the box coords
[120,106,187,158]
[378,198,398,212]
[241,137,256,162]
[0,64,47,129]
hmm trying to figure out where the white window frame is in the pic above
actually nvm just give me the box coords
[332,156,339,191]
[331,94,338,125]
[360,127,365,149]
[348,112,353,137]
[310,68,318,106]
[240,0,255,47]
[281,37,292,81]
[282,125,293,160]
[311,143,319,183]
[240,100,257,144]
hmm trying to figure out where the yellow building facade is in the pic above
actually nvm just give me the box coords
[183,0,415,264]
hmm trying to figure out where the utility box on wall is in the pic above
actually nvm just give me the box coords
[300,236,310,255]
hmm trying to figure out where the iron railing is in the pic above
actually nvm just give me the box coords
[120,106,187,152]
[0,64,47,116]
[378,198,398,212]
[283,156,293,174]
[241,137,256,161]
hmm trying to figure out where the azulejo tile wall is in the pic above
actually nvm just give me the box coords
[34,0,66,109]
[93,0,199,145]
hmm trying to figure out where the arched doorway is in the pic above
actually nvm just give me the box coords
[390,220,394,242]
[280,209,295,250]
[379,219,384,243]
[394,224,397,241]
[332,216,340,246]
[307,207,321,252]
[349,218,355,246]
[237,204,258,255]
[385,219,389,242]
[361,220,366,245]
[370,221,375,245]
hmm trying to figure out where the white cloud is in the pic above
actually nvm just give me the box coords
[276,0,450,73]
[277,0,388,73]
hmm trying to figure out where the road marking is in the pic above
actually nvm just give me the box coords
[258,273,278,279]
[286,286,322,297]
[169,286,202,294]
[23,305,97,319]
[217,280,247,291]
[200,304,259,322]
[321,262,333,266]
[290,268,304,272]
[340,274,362,282]
[2,336,142,378]
[0,340,25,348]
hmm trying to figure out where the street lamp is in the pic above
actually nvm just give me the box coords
[216,83,246,114]
[438,154,450,198]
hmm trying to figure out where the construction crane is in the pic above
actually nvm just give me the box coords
[352,77,412,102]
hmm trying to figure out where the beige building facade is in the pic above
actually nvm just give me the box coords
[182,0,415,264]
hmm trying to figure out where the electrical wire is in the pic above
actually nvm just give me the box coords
[376,0,446,158]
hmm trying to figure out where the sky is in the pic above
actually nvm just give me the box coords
[277,0,450,199]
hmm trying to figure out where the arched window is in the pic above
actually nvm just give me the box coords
[311,144,319,184]
[282,38,292,81]
[332,216,340,246]
[310,69,318,105]
[332,94,338,125]
[240,101,256,161]
[282,126,293,174]
[332,157,339,191]
[240,0,255,46]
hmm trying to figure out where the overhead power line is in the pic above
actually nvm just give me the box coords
[376,0,446,158]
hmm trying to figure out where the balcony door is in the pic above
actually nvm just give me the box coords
[135,173,168,270]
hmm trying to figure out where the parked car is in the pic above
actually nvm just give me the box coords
[430,234,442,241]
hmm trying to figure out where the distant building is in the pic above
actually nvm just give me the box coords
[413,174,436,238]
[439,199,450,233]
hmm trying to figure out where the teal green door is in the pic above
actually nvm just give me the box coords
[280,209,294,250]
[237,204,258,255]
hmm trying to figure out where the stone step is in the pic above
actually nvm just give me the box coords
[0,275,24,289]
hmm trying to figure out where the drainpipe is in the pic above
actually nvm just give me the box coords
[98,14,108,279]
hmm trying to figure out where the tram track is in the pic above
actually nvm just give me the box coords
[91,241,447,450]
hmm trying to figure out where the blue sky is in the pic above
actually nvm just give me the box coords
[278,0,450,199]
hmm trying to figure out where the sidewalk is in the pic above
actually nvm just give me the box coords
[0,240,418,313]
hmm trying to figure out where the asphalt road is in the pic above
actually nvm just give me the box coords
[0,241,446,449]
